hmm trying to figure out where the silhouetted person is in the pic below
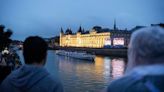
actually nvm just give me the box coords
[107,26,164,92]
[0,36,64,92]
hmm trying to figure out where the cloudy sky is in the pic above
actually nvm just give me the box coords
[0,0,164,40]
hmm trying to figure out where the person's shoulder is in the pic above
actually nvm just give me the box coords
[0,68,21,91]
[2,67,20,81]
[107,73,151,92]
[45,74,62,84]
[39,74,64,92]
[107,75,135,92]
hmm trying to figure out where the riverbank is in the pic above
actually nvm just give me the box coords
[51,46,127,57]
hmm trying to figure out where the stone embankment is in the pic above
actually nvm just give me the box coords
[51,46,127,57]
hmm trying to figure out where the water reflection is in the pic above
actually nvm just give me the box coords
[94,56,111,81]
[111,58,126,79]
[17,50,127,92]
[56,53,126,92]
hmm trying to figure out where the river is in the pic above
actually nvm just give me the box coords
[17,50,127,92]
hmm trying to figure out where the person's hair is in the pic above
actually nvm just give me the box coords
[127,26,164,71]
[23,36,48,64]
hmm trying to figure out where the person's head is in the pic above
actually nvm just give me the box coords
[127,26,164,71]
[23,36,48,66]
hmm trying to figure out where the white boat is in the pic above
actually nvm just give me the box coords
[56,50,95,61]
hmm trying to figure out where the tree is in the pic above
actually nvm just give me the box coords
[0,25,13,51]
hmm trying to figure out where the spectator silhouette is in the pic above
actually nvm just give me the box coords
[0,36,64,92]
[107,26,164,92]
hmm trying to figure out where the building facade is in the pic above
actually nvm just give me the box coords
[60,27,110,48]
[110,30,131,47]
[60,22,133,48]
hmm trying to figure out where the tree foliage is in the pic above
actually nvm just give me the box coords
[0,25,13,51]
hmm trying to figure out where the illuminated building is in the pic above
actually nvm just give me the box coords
[60,21,134,48]
[60,26,110,48]
[110,30,131,47]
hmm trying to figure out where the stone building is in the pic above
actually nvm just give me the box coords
[60,21,134,48]
[60,26,110,48]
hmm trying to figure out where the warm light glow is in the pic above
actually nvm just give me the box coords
[113,38,124,46]
[104,38,111,45]
[60,30,110,48]
[111,58,125,79]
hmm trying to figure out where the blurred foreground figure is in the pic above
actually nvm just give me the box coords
[107,26,164,92]
[0,36,64,92]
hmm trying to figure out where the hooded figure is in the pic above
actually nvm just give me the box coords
[0,65,63,92]
[107,26,164,92]
[0,36,63,92]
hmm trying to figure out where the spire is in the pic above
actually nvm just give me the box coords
[60,27,64,33]
[78,26,82,33]
[114,19,117,30]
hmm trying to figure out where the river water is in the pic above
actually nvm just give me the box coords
[17,50,127,92]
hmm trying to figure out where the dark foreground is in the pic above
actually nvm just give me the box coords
[17,50,127,92]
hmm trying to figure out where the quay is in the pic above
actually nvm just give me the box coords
[52,46,127,57]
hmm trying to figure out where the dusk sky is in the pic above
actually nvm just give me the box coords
[0,0,164,40]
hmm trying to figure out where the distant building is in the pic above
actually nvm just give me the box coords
[59,21,141,48]
[110,29,131,47]
[60,26,110,48]
[151,23,164,28]
[49,36,60,46]
[43,36,60,48]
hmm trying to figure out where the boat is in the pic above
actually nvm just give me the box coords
[56,50,95,61]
